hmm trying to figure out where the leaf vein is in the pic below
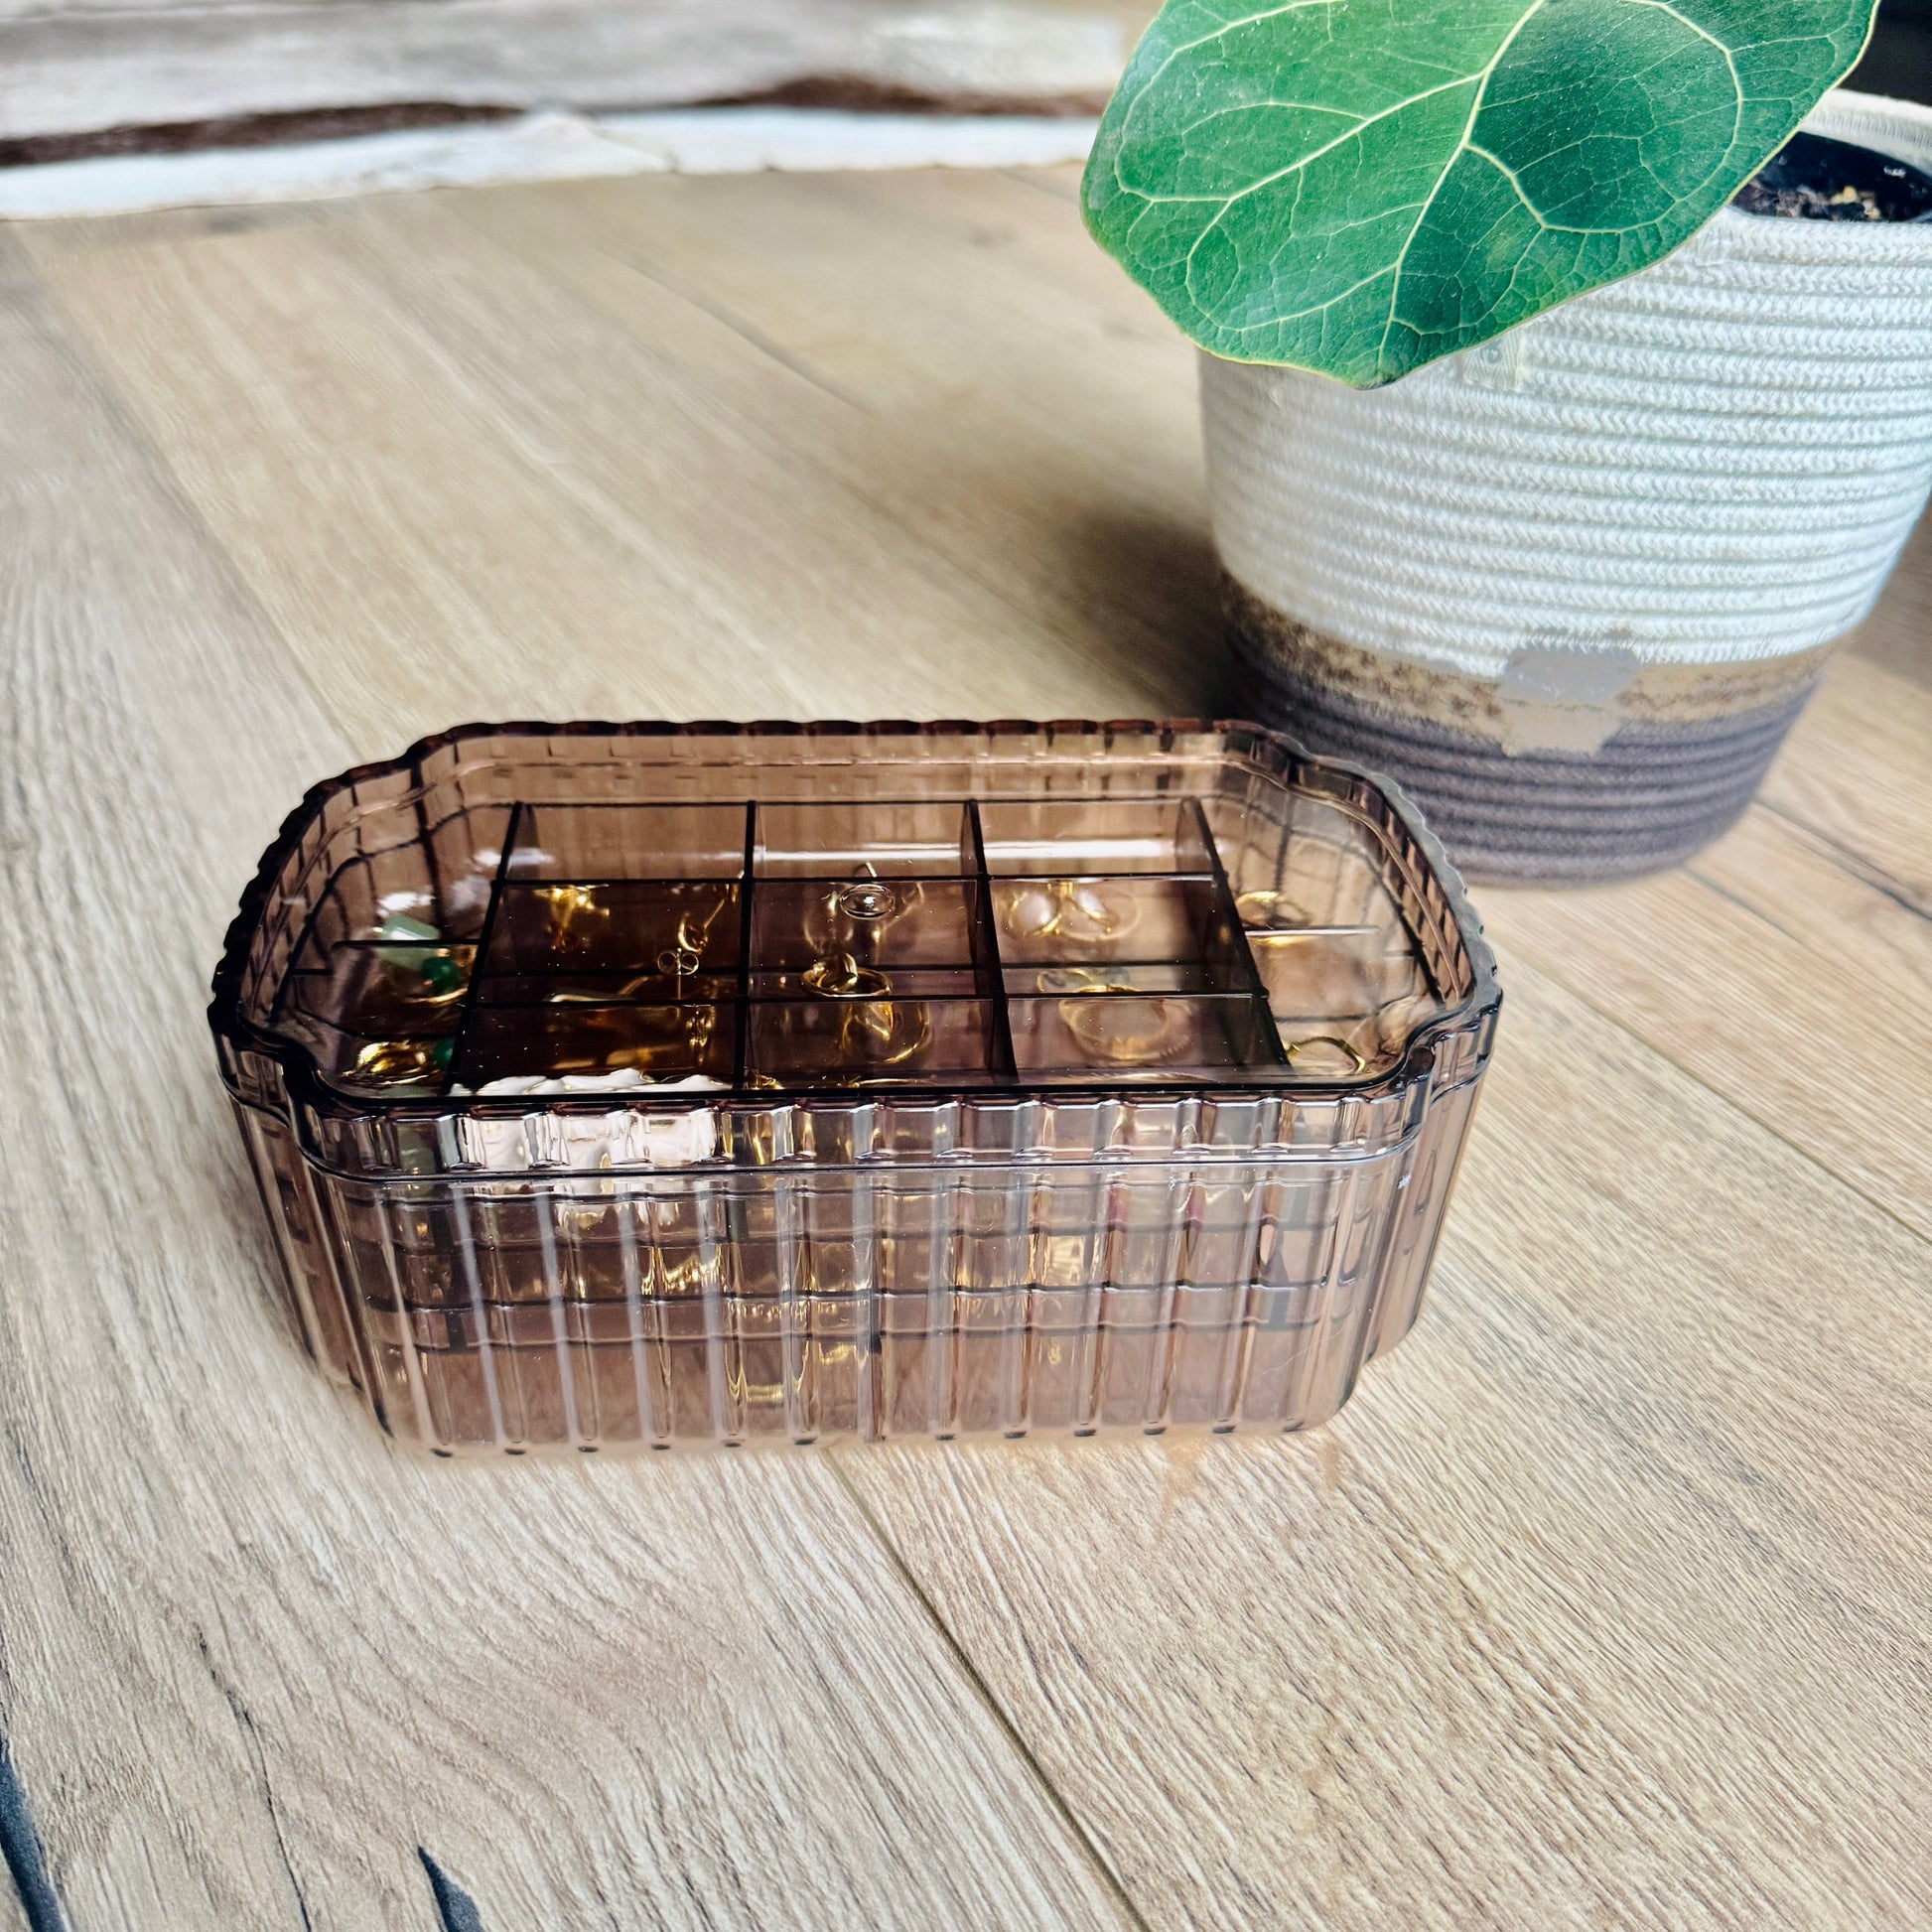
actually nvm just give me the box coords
[1375,0,1554,375]
[1127,0,1351,113]
[1172,67,1475,323]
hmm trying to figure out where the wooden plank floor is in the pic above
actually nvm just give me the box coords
[0,167,1926,1930]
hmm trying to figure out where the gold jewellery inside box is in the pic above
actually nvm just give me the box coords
[294,791,1439,1101]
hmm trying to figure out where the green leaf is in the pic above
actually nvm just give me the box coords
[1082,0,1877,385]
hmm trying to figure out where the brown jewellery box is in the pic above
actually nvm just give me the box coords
[210,720,1499,1453]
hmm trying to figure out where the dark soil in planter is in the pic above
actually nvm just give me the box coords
[1734,130,1932,219]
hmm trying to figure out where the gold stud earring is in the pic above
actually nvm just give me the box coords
[536,883,608,946]
[801,950,892,999]
[1235,889,1311,930]
[1005,879,1141,950]
[350,1037,452,1088]
[1283,1034,1367,1075]
[838,997,931,1068]
[1058,996,1187,1065]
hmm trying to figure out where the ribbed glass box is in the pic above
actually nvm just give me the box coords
[210,721,1499,1452]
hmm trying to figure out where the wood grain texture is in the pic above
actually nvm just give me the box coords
[430,172,1224,701]
[1478,789,1932,1240]
[840,951,1932,1930]
[17,185,1216,741]
[1758,653,1932,908]
[0,225,1126,1931]
[449,165,1226,672]
[3,161,1928,1930]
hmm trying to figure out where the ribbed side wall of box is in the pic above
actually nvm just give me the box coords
[234,1049,1488,1452]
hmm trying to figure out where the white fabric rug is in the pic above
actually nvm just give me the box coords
[0,107,1102,221]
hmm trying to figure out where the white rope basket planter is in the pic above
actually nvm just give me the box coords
[1205,87,1932,884]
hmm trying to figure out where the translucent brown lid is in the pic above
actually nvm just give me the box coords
[211,721,1498,1148]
